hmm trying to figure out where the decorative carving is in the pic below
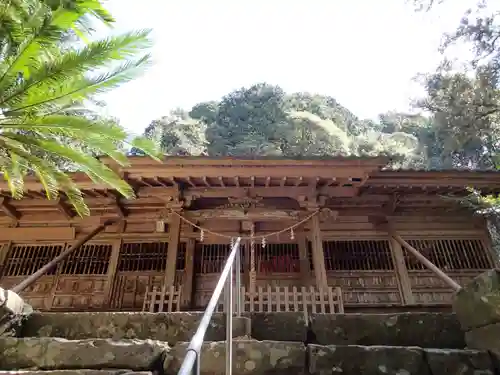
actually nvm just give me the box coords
[216,196,264,211]
[318,208,338,222]
[190,209,300,220]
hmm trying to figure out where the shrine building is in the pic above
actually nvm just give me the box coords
[0,155,499,314]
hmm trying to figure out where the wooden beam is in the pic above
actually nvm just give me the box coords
[309,214,328,290]
[389,237,415,305]
[182,238,196,309]
[164,212,181,286]
[12,219,118,293]
[297,231,310,285]
[202,176,210,187]
[0,197,18,220]
[54,198,74,219]
[115,197,126,218]
[218,176,225,187]
[390,232,462,292]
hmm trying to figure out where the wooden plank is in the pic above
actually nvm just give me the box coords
[103,239,122,307]
[164,213,181,286]
[181,238,195,308]
[309,215,328,290]
[389,237,415,305]
[0,227,75,242]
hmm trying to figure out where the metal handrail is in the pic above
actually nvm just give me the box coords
[177,237,242,375]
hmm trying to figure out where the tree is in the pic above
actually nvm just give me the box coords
[144,83,428,165]
[143,110,207,156]
[0,0,159,216]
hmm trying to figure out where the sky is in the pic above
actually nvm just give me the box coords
[96,0,474,136]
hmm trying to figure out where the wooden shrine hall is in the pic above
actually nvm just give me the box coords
[0,155,499,314]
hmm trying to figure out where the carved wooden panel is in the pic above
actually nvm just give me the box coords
[110,241,186,310]
[320,240,401,306]
[0,244,64,310]
[405,238,493,305]
[51,276,107,309]
[327,271,401,305]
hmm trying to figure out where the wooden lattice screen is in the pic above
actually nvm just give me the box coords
[257,243,300,273]
[315,240,394,271]
[60,243,112,275]
[118,242,169,272]
[2,244,63,276]
[195,243,231,274]
[404,239,492,271]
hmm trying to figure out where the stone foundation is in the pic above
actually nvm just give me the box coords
[453,268,500,368]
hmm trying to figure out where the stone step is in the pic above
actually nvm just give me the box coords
[20,312,250,345]
[0,337,168,371]
[0,372,152,375]
[164,340,497,375]
[0,337,494,375]
[21,311,465,348]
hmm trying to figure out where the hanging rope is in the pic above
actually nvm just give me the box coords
[168,209,320,240]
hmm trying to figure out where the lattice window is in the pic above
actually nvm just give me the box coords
[118,242,168,272]
[3,244,63,276]
[404,239,491,271]
[195,243,230,274]
[60,243,112,275]
[257,243,300,273]
[322,240,394,271]
[176,242,187,271]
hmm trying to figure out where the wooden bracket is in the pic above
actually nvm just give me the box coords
[0,197,19,221]
[55,197,74,219]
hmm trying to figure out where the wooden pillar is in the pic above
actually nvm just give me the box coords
[243,239,250,289]
[389,237,414,305]
[164,212,182,287]
[182,238,195,308]
[297,232,310,285]
[391,233,461,292]
[310,214,328,290]
[104,239,122,308]
[0,241,12,279]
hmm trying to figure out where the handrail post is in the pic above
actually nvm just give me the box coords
[235,245,242,317]
[176,237,241,375]
[225,263,233,375]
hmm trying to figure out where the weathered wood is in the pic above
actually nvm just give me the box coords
[297,232,310,285]
[389,237,415,305]
[0,227,75,241]
[310,214,328,290]
[11,220,117,293]
[103,239,121,306]
[181,238,195,308]
[391,233,462,292]
[164,213,181,287]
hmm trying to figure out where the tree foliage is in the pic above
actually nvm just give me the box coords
[0,0,160,216]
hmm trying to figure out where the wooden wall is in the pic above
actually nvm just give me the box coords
[0,211,495,311]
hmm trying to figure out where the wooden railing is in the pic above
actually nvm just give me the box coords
[141,285,182,312]
[218,286,344,315]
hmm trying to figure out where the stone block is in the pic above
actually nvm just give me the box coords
[308,344,428,375]
[309,313,465,348]
[465,322,500,354]
[424,348,495,375]
[164,340,306,375]
[233,316,251,338]
[22,312,229,344]
[250,312,307,342]
[0,372,153,375]
[452,268,500,330]
[0,287,33,337]
[0,337,169,370]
